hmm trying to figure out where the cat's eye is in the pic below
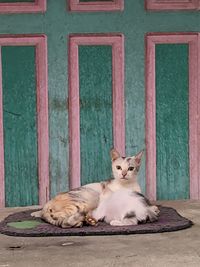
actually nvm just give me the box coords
[116,165,122,170]
[128,167,135,171]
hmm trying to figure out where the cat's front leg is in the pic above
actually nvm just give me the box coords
[31,210,42,218]
[110,218,138,226]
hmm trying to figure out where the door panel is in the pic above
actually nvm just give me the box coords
[68,34,124,189]
[79,45,113,184]
[146,33,199,200]
[155,44,189,200]
[2,46,38,206]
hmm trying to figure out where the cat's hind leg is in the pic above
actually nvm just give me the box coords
[150,205,160,215]
[147,205,160,222]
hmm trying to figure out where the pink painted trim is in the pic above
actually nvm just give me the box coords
[145,0,198,10]
[0,35,49,207]
[197,34,200,199]
[188,34,199,200]
[198,34,200,199]
[35,36,49,205]
[196,33,200,199]
[68,34,125,189]
[112,35,125,157]
[68,0,124,12]
[145,33,199,200]
[68,39,81,189]
[145,37,156,201]
[0,51,5,208]
[0,0,46,14]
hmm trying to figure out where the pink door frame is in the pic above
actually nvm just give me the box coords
[68,0,124,12]
[0,0,46,14]
[68,34,125,189]
[145,33,200,200]
[145,0,199,11]
[0,35,49,207]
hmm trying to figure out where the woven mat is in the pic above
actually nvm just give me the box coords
[0,206,193,237]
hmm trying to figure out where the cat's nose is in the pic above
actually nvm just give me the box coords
[122,171,127,177]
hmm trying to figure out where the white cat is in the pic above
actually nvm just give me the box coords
[92,189,159,226]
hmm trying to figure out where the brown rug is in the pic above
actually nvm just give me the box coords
[0,206,193,237]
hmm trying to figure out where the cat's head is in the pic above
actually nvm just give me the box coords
[110,148,144,182]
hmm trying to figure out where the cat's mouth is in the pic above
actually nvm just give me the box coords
[121,177,128,180]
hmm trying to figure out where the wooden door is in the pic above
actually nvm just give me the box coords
[0,1,200,207]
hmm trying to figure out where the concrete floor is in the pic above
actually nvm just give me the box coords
[0,200,200,267]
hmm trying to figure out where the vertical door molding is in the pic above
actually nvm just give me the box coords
[0,35,49,207]
[0,0,46,14]
[0,50,4,207]
[198,33,200,199]
[145,33,199,200]
[68,0,124,12]
[68,34,125,189]
[145,0,199,11]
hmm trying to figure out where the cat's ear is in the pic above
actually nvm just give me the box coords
[134,150,144,166]
[110,148,120,161]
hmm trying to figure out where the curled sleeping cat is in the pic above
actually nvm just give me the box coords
[31,149,159,227]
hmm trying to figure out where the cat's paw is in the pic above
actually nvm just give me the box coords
[84,215,98,226]
[31,210,42,218]
[151,205,160,215]
[110,218,138,226]
[110,220,124,226]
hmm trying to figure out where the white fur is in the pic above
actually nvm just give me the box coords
[92,189,158,226]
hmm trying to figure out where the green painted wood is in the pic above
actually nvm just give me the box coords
[0,2,199,199]
[155,44,189,200]
[79,45,113,185]
[2,46,38,207]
